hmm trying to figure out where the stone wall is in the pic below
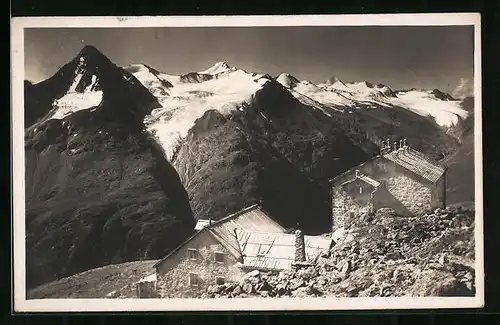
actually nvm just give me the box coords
[155,230,245,298]
[431,174,446,209]
[342,178,377,207]
[331,188,372,230]
[331,155,440,227]
[385,174,432,216]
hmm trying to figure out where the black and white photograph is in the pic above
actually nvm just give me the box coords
[11,14,483,311]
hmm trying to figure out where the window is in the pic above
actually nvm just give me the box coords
[188,248,197,260]
[215,276,225,285]
[214,251,225,263]
[188,272,199,287]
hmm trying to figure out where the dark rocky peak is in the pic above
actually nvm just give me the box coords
[375,83,397,98]
[24,45,161,128]
[250,77,304,119]
[431,89,455,101]
[179,72,214,84]
[259,73,274,81]
[77,45,109,61]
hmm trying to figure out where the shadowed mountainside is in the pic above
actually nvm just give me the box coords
[24,46,195,289]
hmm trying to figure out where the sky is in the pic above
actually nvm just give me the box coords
[24,26,475,96]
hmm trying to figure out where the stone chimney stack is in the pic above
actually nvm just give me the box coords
[209,216,212,227]
[387,138,391,151]
[393,142,397,151]
[294,229,306,263]
[403,138,408,151]
[355,169,360,177]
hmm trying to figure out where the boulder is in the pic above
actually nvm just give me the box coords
[289,278,306,291]
[291,286,313,297]
[232,285,243,296]
[411,270,473,296]
[242,283,254,294]
[256,281,273,292]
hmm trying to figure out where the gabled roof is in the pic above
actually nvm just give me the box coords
[153,204,286,269]
[382,147,446,183]
[330,147,446,185]
[358,174,381,187]
[208,204,286,234]
[235,230,333,271]
[152,227,208,268]
[341,174,380,188]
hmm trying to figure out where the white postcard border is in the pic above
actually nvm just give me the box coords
[11,13,484,312]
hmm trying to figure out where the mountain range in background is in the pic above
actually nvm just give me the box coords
[23,45,475,289]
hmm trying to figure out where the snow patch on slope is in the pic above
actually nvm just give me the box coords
[51,91,103,120]
[124,64,171,97]
[144,69,269,159]
[296,77,468,127]
[393,90,469,127]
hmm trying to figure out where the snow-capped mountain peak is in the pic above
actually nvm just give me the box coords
[276,73,301,88]
[27,45,161,124]
[198,61,232,75]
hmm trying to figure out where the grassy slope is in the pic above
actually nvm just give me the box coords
[27,260,158,299]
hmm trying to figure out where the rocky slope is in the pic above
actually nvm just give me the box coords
[196,206,475,298]
[443,97,476,206]
[24,46,195,289]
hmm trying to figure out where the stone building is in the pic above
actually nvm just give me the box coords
[330,139,447,229]
[153,204,333,298]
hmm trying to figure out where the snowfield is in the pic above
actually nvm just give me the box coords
[51,90,103,120]
[394,90,469,127]
[39,60,470,158]
[283,76,468,128]
[139,67,269,159]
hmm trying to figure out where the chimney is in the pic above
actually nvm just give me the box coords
[355,170,360,177]
[393,142,397,152]
[403,138,408,151]
[399,140,403,149]
[295,229,306,262]
[209,216,212,227]
[387,138,390,151]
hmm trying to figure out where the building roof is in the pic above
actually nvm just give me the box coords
[153,204,286,269]
[209,204,286,234]
[329,146,447,185]
[341,174,380,188]
[152,228,208,268]
[383,147,446,183]
[235,230,333,271]
[358,174,381,187]
[194,219,210,231]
